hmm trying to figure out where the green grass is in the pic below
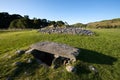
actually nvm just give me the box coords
[0,29,120,80]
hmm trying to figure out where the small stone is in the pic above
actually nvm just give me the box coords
[12,62,21,66]
[15,50,25,55]
[27,59,32,63]
[24,71,30,75]
[89,65,98,73]
[66,65,76,73]
[25,49,34,54]
[24,71,27,74]
[54,55,59,58]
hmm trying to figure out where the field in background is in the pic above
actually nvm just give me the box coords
[0,29,120,80]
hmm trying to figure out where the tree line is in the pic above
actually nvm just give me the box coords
[0,12,65,29]
[1,12,119,29]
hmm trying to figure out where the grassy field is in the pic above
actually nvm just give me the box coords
[0,29,120,80]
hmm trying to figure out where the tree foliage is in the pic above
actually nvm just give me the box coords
[0,12,22,29]
[9,18,29,29]
[0,12,65,29]
[1,12,120,29]
[56,21,65,27]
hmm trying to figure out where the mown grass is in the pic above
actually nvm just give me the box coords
[0,29,120,80]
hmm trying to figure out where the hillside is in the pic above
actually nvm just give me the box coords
[70,23,86,28]
[0,29,120,80]
[87,18,120,28]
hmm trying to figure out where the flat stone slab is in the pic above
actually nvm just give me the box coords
[28,41,80,61]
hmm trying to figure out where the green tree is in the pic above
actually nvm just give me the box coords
[32,18,42,29]
[41,19,49,27]
[0,12,22,29]
[56,21,65,27]
[9,18,29,29]
[9,19,18,28]
[49,21,56,26]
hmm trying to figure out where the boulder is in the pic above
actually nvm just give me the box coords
[25,42,80,68]
[28,41,80,62]
[15,50,25,55]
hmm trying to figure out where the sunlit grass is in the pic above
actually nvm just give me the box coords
[0,29,120,80]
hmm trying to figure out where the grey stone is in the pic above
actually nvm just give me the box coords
[15,50,25,55]
[27,59,32,63]
[66,65,76,72]
[26,41,80,62]
[24,71,28,75]
[24,71,30,75]
[25,42,80,68]
[12,62,22,66]
[89,65,98,73]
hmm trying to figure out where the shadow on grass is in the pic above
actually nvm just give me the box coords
[9,59,41,80]
[75,61,91,74]
[6,48,117,79]
[77,48,117,65]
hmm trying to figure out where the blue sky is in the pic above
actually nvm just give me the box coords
[0,0,120,24]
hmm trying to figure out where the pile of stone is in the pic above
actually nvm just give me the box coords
[39,27,94,35]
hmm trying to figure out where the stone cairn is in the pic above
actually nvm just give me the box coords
[39,27,94,35]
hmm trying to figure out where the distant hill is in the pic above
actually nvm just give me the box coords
[70,23,86,28]
[87,18,120,28]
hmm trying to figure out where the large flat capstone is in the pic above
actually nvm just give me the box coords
[29,41,80,62]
